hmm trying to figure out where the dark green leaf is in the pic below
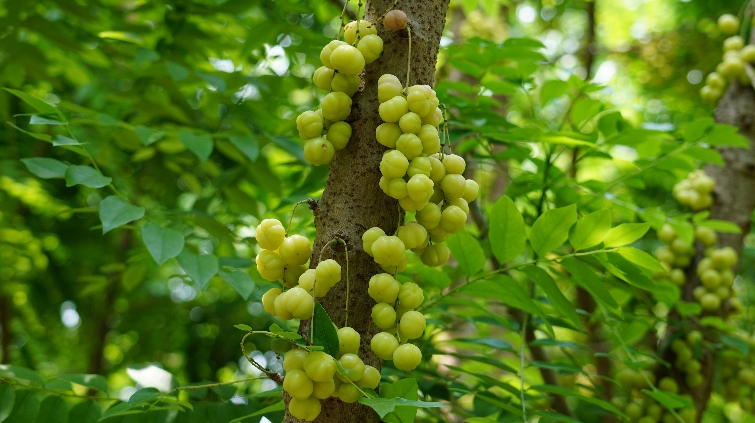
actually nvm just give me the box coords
[641,390,692,410]
[34,396,68,423]
[560,259,618,309]
[219,270,255,300]
[0,365,44,385]
[313,303,339,357]
[56,374,109,393]
[21,158,69,179]
[529,204,577,257]
[532,384,625,417]
[380,378,420,423]
[134,126,164,146]
[128,388,161,406]
[569,209,611,251]
[228,401,284,423]
[0,385,15,422]
[3,88,61,118]
[489,195,526,264]
[522,265,581,330]
[65,165,112,188]
[445,230,485,276]
[706,124,749,148]
[68,402,101,423]
[179,130,214,161]
[721,334,750,357]
[359,397,446,419]
[228,135,260,161]
[141,222,184,265]
[176,249,218,289]
[5,390,40,423]
[98,196,145,234]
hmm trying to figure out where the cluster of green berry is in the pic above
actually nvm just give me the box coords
[692,244,740,312]
[280,339,380,421]
[700,14,755,104]
[670,331,704,388]
[653,224,695,285]
[720,337,755,410]
[297,19,385,166]
[613,369,696,423]
[672,170,714,211]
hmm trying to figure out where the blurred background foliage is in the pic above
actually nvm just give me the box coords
[2,0,755,422]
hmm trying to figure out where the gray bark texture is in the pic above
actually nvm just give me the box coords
[284,1,449,422]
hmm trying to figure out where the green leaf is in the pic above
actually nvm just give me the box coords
[228,401,285,423]
[453,337,515,352]
[176,249,218,289]
[234,324,252,331]
[706,124,749,148]
[21,158,69,179]
[34,396,68,423]
[313,303,339,357]
[560,259,618,310]
[698,219,741,233]
[68,401,101,423]
[219,270,255,300]
[134,125,164,146]
[52,135,81,146]
[98,31,143,44]
[684,146,723,165]
[228,135,260,161]
[532,384,625,417]
[721,334,750,357]
[165,61,190,82]
[128,388,160,405]
[179,130,213,161]
[380,378,420,423]
[676,302,702,317]
[522,265,581,330]
[0,365,44,385]
[602,223,651,248]
[489,195,526,264]
[617,247,666,273]
[29,115,67,125]
[641,390,692,410]
[529,204,577,257]
[98,196,145,234]
[65,166,112,188]
[56,374,109,393]
[3,88,64,120]
[569,209,611,251]
[445,230,485,276]
[141,222,184,265]
[359,397,446,419]
[540,80,569,105]
[6,390,40,423]
[0,385,15,422]
[683,118,713,142]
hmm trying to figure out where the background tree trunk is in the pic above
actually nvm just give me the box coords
[284,1,449,422]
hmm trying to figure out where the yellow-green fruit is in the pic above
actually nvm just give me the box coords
[700,293,721,311]
[720,269,734,286]
[314,108,333,130]
[724,36,745,52]
[421,243,450,267]
[337,327,360,356]
[418,124,440,155]
[719,58,745,79]
[283,369,314,400]
[399,311,426,339]
[256,218,286,250]
[658,377,679,393]
[416,203,441,230]
[313,66,335,91]
[357,34,384,63]
[694,226,716,246]
[380,257,407,275]
[376,123,402,148]
[280,234,312,266]
[398,196,423,213]
[654,246,675,264]
[321,92,353,122]
[393,343,422,371]
[363,227,387,257]
[407,156,432,178]
[462,179,479,202]
[700,85,723,104]
[646,404,663,420]
[320,40,347,68]
[442,154,466,174]
[331,73,361,97]
[338,353,365,381]
[397,221,428,250]
[372,303,397,329]
[312,379,335,399]
[296,110,323,140]
[337,382,361,403]
[357,365,381,389]
[742,45,755,63]
[428,156,446,183]
[380,176,408,199]
[410,234,429,253]
[671,238,692,255]
[371,236,406,267]
[657,224,676,244]
[693,286,706,301]
[440,205,467,234]
[283,349,309,372]
[256,249,285,281]
[262,288,282,315]
[380,150,409,179]
[303,351,337,382]
[282,265,307,288]
[299,269,330,297]
[396,133,423,160]
[669,268,685,286]
[398,282,424,308]
[407,174,434,203]
[289,397,321,422]
[421,107,443,126]
[316,259,341,287]
[368,273,400,303]
[448,197,469,215]
[327,121,352,150]
[286,287,315,320]
[274,291,294,320]
[371,332,399,360]
[428,226,448,243]
[378,74,403,103]
[715,285,730,299]
[441,174,466,200]
[706,72,726,89]
[303,137,335,166]
[687,373,703,387]
[399,112,422,134]
[330,45,365,76]
[344,19,378,44]
[406,85,437,117]
[718,14,740,35]
[379,96,409,122]
[700,269,721,289]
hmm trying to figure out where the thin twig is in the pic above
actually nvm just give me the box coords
[405,26,413,89]
[286,199,311,236]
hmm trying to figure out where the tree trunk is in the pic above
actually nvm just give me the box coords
[284,1,449,422]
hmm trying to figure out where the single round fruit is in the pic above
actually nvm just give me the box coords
[706,72,726,89]
[313,66,335,91]
[422,107,443,126]
[448,197,469,214]
[283,349,309,372]
[372,303,397,329]
[399,112,422,134]
[256,218,286,250]
[303,137,335,166]
[440,205,467,234]
[421,243,450,267]
[671,238,692,255]
[398,196,423,213]
[283,369,314,400]
[718,14,740,35]
[380,150,409,179]
[320,40,347,68]
[407,156,432,178]
[262,288,282,315]
[380,177,408,199]
[462,179,479,202]
[654,246,674,264]
[396,133,423,160]
[312,379,335,399]
[416,202,441,230]
[393,343,421,371]
[383,10,408,31]
[286,287,315,320]
[397,221,428,250]
[658,377,678,393]
[327,121,352,150]
[669,268,686,286]
[371,332,399,360]
[321,92,353,122]
[379,96,409,122]
[297,110,324,140]
[407,174,434,203]
[406,85,436,117]
[742,45,755,63]
[338,382,361,403]
[442,154,466,174]
[441,174,466,200]
[427,156,446,183]
[256,249,285,281]
[288,397,321,421]
[428,226,448,243]
[363,227,387,257]
[368,273,400,303]
[724,35,745,52]
[337,327,360,356]
[418,124,440,155]
[330,45,365,76]
[344,19,378,44]
[316,259,341,287]
[280,235,312,266]
[694,226,716,246]
[398,282,424,308]
[274,291,294,320]
[700,293,721,311]
[380,257,407,275]
[357,34,384,64]
[331,72,361,96]
[700,269,721,289]
[339,353,365,381]
[357,365,381,389]
[657,224,676,244]
[376,123,402,148]
[371,236,406,267]
[399,311,426,339]
[303,351,337,382]
[282,265,307,288]
[378,74,403,103]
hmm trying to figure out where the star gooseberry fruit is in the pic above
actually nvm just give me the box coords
[371,236,406,267]
[321,92,353,122]
[393,343,422,371]
[357,34,384,64]
[371,332,399,360]
[337,327,360,356]
[256,250,284,281]
[320,40,346,68]
[327,121,352,150]
[344,20,378,44]
[255,218,285,250]
[296,110,323,140]
[379,96,409,122]
[330,45,366,76]
[368,273,400,303]
[303,137,335,166]
[288,397,321,422]
[279,235,312,266]
[362,227,387,257]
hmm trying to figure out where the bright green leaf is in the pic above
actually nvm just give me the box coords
[489,195,526,264]
[641,390,692,410]
[98,196,145,234]
[68,401,101,423]
[569,209,611,251]
[234,324,252,331]
[529,204,577,257]
[522,265,581,330]
[602,223,651,248]
[313,303,339,357]
[65,165,112,188]
[445,230,486,276]
[219,270,255,300]
[698,219,741,233]
[560,259,618,310]
[21,158,69,179]
[176,249,218,289]
[617,247,666,273]
[0,385,15,422]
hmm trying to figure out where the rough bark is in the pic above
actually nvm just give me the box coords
[284,2,449,422]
